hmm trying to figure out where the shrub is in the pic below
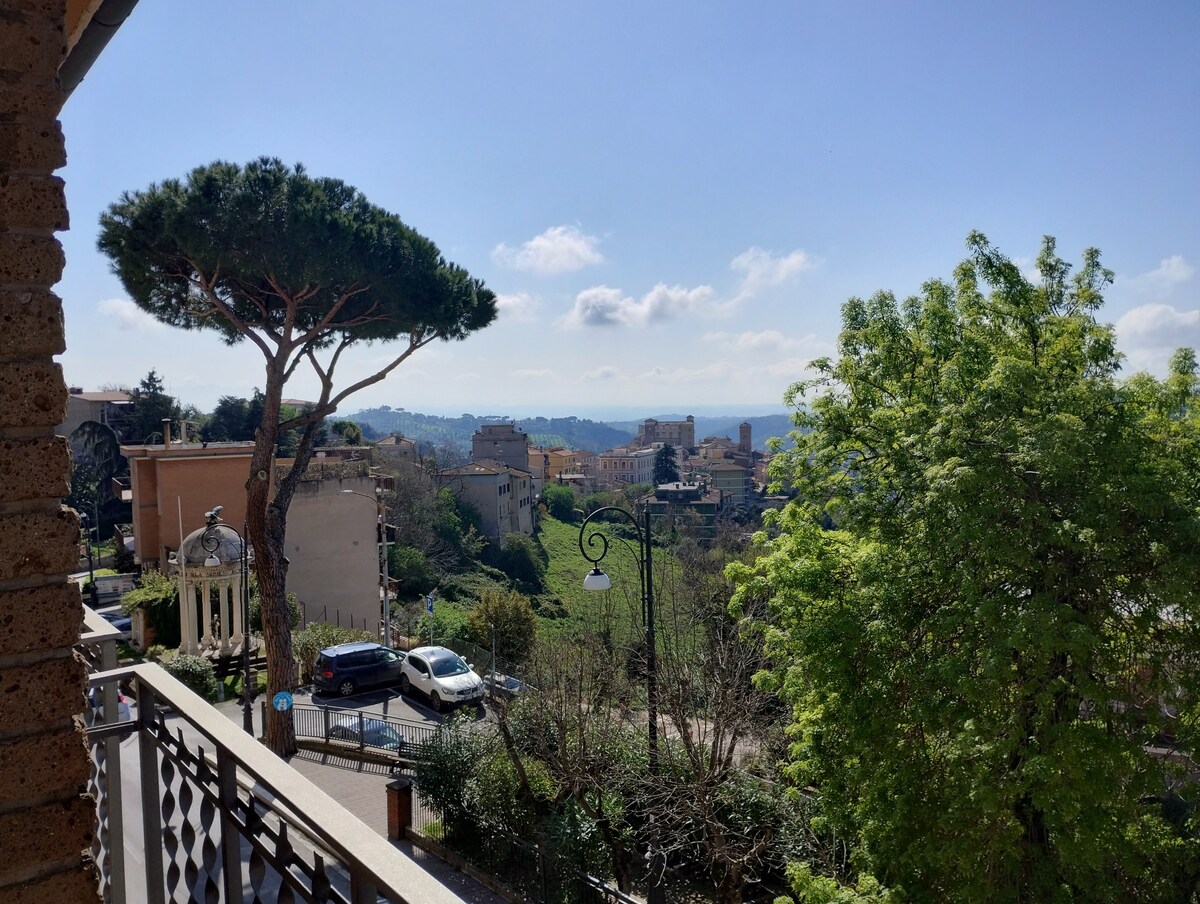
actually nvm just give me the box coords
[389,545,437,597]
[542,484,577,521]
[292,622,373,683]
[496,533,547,592]
[122,570,180,648]
[248,590,302,632]
[163,653,218,701]
[467,588,538,663]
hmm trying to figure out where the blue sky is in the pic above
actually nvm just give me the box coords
[58,1,1199,418]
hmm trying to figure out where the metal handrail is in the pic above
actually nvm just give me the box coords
[81,660,450,903]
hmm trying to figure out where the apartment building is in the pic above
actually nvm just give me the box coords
[471,422,529,472]
[440,460,534,538]
[595,447,657,486]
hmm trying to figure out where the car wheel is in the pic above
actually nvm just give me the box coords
[337,679,357,697]
[399,674,411,694]
[430,691,442,712]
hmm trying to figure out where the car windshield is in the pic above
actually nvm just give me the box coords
[431,654,470,678]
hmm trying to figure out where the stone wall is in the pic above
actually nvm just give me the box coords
[0,0,98,898]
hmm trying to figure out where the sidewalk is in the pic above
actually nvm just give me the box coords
[212,699,505,904]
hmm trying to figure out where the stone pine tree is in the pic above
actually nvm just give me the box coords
[653,443,680,485]
[98,158,497,755]
[731,233,1200,902]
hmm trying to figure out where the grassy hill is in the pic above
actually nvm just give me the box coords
[537,514,679,645]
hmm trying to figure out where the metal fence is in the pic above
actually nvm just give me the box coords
[290,702,439,765]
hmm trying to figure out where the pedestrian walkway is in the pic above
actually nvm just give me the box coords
[212,699,506,904]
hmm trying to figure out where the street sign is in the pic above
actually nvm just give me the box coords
[272,691,293,712]
[425,594,434,614]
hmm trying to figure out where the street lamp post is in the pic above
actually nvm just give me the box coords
[578,505,665,904]
[200,508,254,735]
[343,488,390,643]
[79,512,98,606]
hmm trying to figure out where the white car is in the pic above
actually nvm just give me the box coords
[399,646,484,711]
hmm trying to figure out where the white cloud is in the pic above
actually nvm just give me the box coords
[1115,303,1200,373]
[564,283,717,328]
[492,225,604,275]
[495,292,538,322]
[730,247,814,300]
[635,362,733,383]
[1118,255,1194,297]
[582,366,621,381]
[512,368,551,379]
[98,298,164,332]
[755,357,816,378]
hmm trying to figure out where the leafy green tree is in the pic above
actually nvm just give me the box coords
[99,158,497,755]
[330,419,364,445]
[466,587,538,663]
[653,443,680,485]
[732,233,1200,902]
[494,533,547,592]
[130,369,182,442]
[202,395,251,442]
[542,483,576,521]
[122,569,181,648]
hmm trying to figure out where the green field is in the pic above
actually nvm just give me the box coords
[537,514,674,642]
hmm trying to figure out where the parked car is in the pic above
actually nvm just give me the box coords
[88,687,132,723]
[99,610,132,642]
[312,642,406,697]
[482,672,531,701]
[399,646,485,711]
[327,716,407,753]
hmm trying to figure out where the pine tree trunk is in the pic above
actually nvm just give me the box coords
[245,367,298,757]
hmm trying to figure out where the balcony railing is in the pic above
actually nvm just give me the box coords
[79,610,436,903]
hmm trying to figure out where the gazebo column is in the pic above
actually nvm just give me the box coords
[219,580,232,654]
[230,574,245,648]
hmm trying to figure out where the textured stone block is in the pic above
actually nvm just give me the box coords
[1,865,100,904]
[0,436,70,502]
[0,361,66,427]
[0,288,64,356]
[0,724,89,809]
[0,233,65,285]
[0,583,82,656]
[0,796,93,883]
[0,507,78,581]
[0,655,86,730]
[0,121,67,172]
[0,68,65,120]
[0,173,67,229]
[0,9,65,76]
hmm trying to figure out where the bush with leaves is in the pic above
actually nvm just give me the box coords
[388,545,437,598]
[292,622,373,684]
[493,533,547,592]
[163,653,219,701]
[466,588,538,663]
[248,587,302,632]
[541,484,577,521]
[121,569,181,648]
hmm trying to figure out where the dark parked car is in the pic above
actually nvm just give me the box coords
[312,642,406,697]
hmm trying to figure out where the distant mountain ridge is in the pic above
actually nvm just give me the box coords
[346,407,633,452]
[346,407,795,453]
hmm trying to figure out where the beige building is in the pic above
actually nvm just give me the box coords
[596,447,657,486]
[635,415,695,451]
[440,460,534,538]
[471,422,529,472]
[284,465,385,632]
[58,387,134,447]
[375,433,419,467]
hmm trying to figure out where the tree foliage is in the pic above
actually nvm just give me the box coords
[466,588,538,664]
[732,233,1200,902]
[99,158,496,755]
[542,483,577,521]
[654,443,680,485]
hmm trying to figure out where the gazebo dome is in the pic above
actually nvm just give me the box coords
[178,523,248,568]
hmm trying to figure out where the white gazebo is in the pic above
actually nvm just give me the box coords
[172,516,253,656]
